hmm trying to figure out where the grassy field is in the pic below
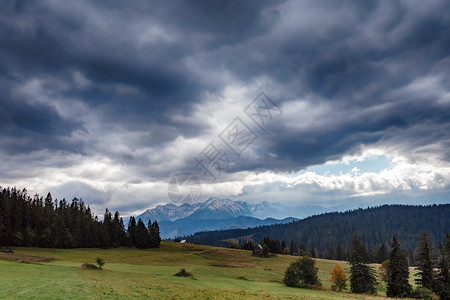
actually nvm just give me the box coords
[0,242,416,299]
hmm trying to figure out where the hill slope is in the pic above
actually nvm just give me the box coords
[1,242,404,299]
[185,204,450,256]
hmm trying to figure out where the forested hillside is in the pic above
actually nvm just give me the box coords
[185,204,450,261]
[0,187,160,248]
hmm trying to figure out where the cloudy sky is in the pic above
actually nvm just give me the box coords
[1,0,449,216]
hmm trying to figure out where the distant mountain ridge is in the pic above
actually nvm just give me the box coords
[136,197,298,238]
[137,197,272,222]
[158,216,297,239]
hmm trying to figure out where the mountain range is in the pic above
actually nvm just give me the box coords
[136,197,306,238]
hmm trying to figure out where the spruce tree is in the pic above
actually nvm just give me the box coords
[147,219,154,247]
[386,236,412,298]
[349,234,377,294]
[127,216,137,247]
[377,244,389,263]
[435,233,450,300]
[290,240,298,255]
[152,221,161,247]
[336,243,346,261]
[148,220,161,248]
[415,232,436,290]
[135,218,148,249]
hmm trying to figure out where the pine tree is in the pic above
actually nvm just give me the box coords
[415,232,436,290]
[127,216,137,247]
[435,233,450,300]
[147,219,154,247]
[309,247,317,258]
[290,240,298,255]
[349,234,377,294]
[377,244,390,263]
[242,239,254,250]
[336,243,346,261]
[135,218,148,249]
[119,217,127,246]
[386,236,412,298]
[103,208,112,248]
[149,220,161,248]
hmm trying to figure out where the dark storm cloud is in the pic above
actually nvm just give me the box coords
[207,0,450,171]
[1,0,449,178]
[0,0,283,161]
[0,77,85,154]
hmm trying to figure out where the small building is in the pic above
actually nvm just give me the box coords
[180,240,186,243]
[253,244,264,257]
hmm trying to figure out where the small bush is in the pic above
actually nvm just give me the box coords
[174,268,193,277]
[410,286,433,299]
[378,260,389,284]
[228,242,240,249]
[96,257,105,269]
[284,256,321,288]
[81,263,99,270]
[0,248,14,253]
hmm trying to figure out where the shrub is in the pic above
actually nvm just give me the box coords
[0,248,14,253]
[174,268,193,277]
[378,260,389,283]
[96,257,105,269]
[237,276,249,281]
[228,242,239,249]
[284,256,321,288]
[81,263,99,270]
[410,286,433,299]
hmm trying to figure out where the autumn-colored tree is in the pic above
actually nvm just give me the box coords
[378,260,390,283]
[329,264,347,292]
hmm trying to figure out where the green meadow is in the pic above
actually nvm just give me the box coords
[0,242,416,299]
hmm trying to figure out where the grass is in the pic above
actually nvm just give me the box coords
[0,241,416,299]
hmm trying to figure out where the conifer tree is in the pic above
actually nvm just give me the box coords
[135,218,148,249]
[386,236,412,298]
[290,240,298,255]
[349,234,377,294]
[415,232,436,290]
[435,233,450,300]
[127,216,137,247]
[377,244,390,263]
[148,220,161,248]
[152,221,161,247]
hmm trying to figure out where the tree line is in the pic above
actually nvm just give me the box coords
[184,204,450,262]
[0,187,160,249]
